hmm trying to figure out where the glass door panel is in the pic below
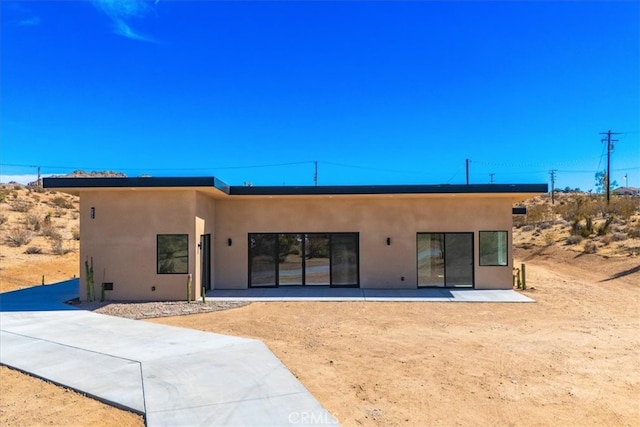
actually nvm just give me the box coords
[278,234,303,285]
[417,233,445,287]
[249,234,277,287]
[444,233,474,287]
[331,234,358,286]
[305,234,330,285]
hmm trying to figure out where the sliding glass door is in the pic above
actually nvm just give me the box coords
[331,233,359,286]
[305,234,330,285]
[249,234,277,286]
[249,233,358,287]
[417,232,473,288]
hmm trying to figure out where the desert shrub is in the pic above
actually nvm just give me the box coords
[572,221,593,238]
[6,226,32,247]
[51,196,74,209]
[608,196,639,220]
[24,213,41,231]
[521,225,535,232]
[50,236,71,255]
[24,246,43,254]
[526,204,553,225]
[583,241,597,254]
[628,224,640,239]
[11,199,32,213]
[611,233,627,242]
[0,212,7,225]
[53,207,65,218]
[566,235,582,245]
[42,225,62,240]
[538,222,553,230]
[600,235,612,246]
[596,217,614,236]
[543,230,557,246]
[71,226,80,240]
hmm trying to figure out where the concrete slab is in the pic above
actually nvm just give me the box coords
[0,281,338,426]
[208,287,534,302]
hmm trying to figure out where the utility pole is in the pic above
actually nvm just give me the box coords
[549,169,557,204]
[37,166,41,189]
[314,161,318,186]
[600,130,620,204]
[489,173,495,184]
[465,159,469,185]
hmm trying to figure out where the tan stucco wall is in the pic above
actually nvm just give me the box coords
[79,190,200,301]
[76,190,519,300]
[214,196,515,290]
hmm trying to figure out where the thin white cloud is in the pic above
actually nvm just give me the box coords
[18,17,41,27]
[93,0,158,43]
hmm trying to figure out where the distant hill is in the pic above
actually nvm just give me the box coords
[28,170,127,187]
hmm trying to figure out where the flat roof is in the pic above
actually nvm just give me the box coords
[43,177,548,196]
[43,177,230,194]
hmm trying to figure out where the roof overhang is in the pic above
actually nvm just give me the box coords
[43,176,230,197]
[43,177,547,201]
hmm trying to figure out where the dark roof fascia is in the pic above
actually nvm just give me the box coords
[43,178,547,196]
[229,184,549,196]
[43,177,230,194]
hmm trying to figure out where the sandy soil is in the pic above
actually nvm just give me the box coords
[148,247,639,426]
[0,366,144,426]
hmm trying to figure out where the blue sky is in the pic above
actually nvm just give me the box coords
[1,0,638,191]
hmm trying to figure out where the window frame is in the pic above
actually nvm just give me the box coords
[157,234,189,274]
[478,230,509,267]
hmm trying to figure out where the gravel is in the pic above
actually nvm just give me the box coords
[67,299,250,320]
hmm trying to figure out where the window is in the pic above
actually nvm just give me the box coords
[157,234,189,274]
[248,233,358,287]
[479,231,508,266]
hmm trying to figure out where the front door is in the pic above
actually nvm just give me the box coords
[200,234,211,291]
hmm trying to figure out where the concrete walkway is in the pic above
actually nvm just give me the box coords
[207,287,535,302]
[0,280,338,426]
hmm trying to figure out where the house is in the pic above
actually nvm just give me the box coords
[43,177,547,301]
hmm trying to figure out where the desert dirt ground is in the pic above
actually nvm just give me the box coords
[2,247,638,426]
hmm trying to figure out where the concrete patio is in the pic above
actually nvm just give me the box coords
[207,286,535,302]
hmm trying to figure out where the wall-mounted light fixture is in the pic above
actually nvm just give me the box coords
[228,238,233,247]
[90,207,95,219]
[386,237,391,246]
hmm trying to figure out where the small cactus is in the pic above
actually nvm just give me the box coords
[85,257,95,302]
